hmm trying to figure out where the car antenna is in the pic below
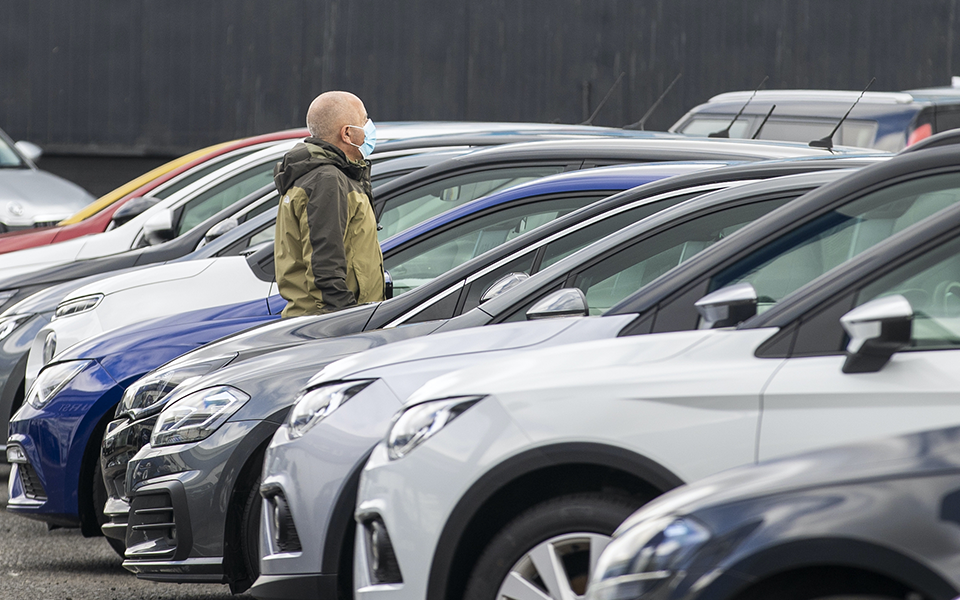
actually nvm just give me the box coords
[708,75,769,138]
[580,72,626,125]
[751,105,776,139]
[809,77,876,151]
[623,72,682,130]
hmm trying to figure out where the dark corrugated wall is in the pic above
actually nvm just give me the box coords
[2,0,958,156]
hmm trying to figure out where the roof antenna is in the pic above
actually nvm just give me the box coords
[708,75,769,138]
[809,77,876,151]
[624,72,682,130]
[751,105,776,139]
[580,72,626,125]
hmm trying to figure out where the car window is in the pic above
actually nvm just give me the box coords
[384,195,592,297]
[0,137,23,168]
[175,162,276,236]
[856,235,960,350]
[711,172,960,314]
[539,191,706,269]
[573,198,791,315]
[678,117,752,138]
[377,165,568,240]
[152,148,262,200]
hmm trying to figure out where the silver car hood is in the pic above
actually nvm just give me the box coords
[0,168,94,224]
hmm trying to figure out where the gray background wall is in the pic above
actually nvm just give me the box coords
[2,0,959,190]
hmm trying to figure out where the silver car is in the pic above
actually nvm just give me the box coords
[0,127,94,231]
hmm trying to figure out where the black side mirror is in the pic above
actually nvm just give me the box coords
[111,196,161,228]
[384,270,394,300]
[840,295,913,374]
[695,283,758,329]
[480,272,529,304]
[526,288,589,320]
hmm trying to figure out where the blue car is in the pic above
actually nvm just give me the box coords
[6,161,719,549]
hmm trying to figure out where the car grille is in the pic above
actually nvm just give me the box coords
[127,491,177,554]
[19,462,47,500]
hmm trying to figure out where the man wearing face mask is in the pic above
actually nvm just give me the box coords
[273,91,385,317]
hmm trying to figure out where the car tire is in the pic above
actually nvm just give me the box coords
[229,472,262,594]
[463,492,641,600]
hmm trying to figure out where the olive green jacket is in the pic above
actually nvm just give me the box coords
[273,139,384,317]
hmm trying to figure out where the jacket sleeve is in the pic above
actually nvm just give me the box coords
[303,172,357,312]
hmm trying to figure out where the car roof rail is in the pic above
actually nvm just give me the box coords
[899,128,960,153]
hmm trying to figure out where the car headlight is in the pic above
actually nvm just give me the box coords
[286,380,375,439]
[151,385,249,447]
[53,293,104,320]
[587,516,711,600]
[0,313,32,342]
[387,396,483,460]
[25,360,94,409]
[117,355,237,417]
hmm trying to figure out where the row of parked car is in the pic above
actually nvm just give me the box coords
[2,98,960,600]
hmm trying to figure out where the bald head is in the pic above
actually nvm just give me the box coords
[306,91,367,143]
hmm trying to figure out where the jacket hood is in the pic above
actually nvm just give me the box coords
[273,138,368,195]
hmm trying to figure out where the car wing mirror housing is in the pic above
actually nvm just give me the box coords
[110,196,161,228]
[695,282,758,329]
[142,208,176,246]
[480,272,529,304]
[840,295,913,374]
[14,140,43,163]
[202,217,239,245]
[526,288,589,320]
[384,269,394,300]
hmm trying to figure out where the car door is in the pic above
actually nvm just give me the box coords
[759,232,960,462]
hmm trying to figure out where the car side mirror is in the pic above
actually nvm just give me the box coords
[526,288,589,320]
[480,272,529,304]
[840,295,913,374]
[202,217,239,246]
[142,208,176,245]
[15,140,43,162]
[111,196,161,228]
[695,283,758,329]
[384,270,393,300]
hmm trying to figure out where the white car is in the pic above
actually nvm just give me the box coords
[0,140,294,279]
[349,197,960,600]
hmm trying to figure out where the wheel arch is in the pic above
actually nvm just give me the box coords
[425,442,684,600]
[707,538,958,600]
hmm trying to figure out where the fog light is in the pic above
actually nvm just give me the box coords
[270,492,301,553]
[6,445,26,464]
[364,517,402,584]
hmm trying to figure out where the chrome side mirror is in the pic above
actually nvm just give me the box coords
[526,288,589,320]
[480,272,529,304]
[14,140,42,162]
[695,283,758,329]
[384,270,394,300]
[111,196,161,228]
[202,217,239,245]
[840,295,912,374]
[142,208,176,245]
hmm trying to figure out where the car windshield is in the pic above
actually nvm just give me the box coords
[0,136,24,168]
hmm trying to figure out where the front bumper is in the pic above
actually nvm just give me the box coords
[353,396,527,600]
[251,378,403,600]
[122,418,275,582]
[6,360,121,526]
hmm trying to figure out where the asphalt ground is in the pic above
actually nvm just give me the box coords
[0,463,245,600]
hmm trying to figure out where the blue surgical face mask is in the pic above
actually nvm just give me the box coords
[347,119,377,159]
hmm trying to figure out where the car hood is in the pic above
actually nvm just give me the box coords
[59,257,223,300]
[308,316,595,387]
[0,169,94,214]
[404,327,750,407]
[1,266,144,316]
[155,302,381,372]
[617,424,960,533]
